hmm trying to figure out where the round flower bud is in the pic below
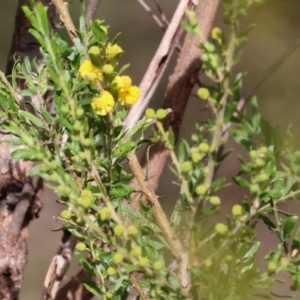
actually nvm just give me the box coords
[107,267,116,276]
[127,225,138,236]
[112,253,123,264]
[209,196,221,206]
[254,158,265,167]
[280,257,289,267]
[76,108,84,118]
[60,210,71,220]
[197,88,210,100]
[99,207,111,221]
[78,152,87,160]
[250,184,259,193]
[61,105,69,114]
[73,121,81,132]
[78,197,92,209]
[259,146,268,154]
[114,224,124,236]
[256,172,269,183]
[156,109,167,120]
[105,291,114,299]
[267,262,276,273]
[199,142,210,153]
[215,223,228,235]
[153,261,164,271]
[82,138,91,147]
[75,242,86,252]
[88,46,101,56]
[232,204,242,216]
[201,53,209,62]
[145,108,155,118]
[196,184,208,195]
[249,150,257,159]
[138,257,149,267]
[202,41,215,53]
[131,246,142,257]
[225,255,233,261]
[191,152,202,163]
[102,64,114,74]
[181,161,192,173]
[72,135,79,142]
[211,27,222,40]
[49,161,58,170]
[57,186,71,196]
[204,259,212,268]
[191,134,198,142]
[49,173,58,182]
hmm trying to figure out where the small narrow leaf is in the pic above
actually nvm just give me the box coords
[283,215,299,241]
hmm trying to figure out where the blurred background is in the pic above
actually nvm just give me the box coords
[1,0,300,298]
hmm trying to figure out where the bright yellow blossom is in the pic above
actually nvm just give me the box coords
[105,43,123,60]
[118,85,140,106]
[91,91,115,116]
[114,76,132,92]
[79,59,103,81]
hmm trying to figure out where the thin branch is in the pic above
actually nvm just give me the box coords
[153,0,170,28]
[128,154,190,294]
[52,0,77,41]
[245,35,300,98]
[85,0,101,24]
[135,0,166,30]
[124,0,194,130]
[42,230,77,300]
[129,273,149,300]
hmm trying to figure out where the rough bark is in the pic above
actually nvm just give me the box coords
[139,0,220,194]
[0,1,55,299]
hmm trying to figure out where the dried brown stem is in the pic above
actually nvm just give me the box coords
[137,0,220,194]
[85,0,101,24]
[128,154,190,294]
[124,0,193,130]
[52,0,77,41]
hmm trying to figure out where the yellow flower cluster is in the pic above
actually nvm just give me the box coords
[91,91,115,116]
[105,43,123,60]
[79,59,103,81]
[114,76,140,106]
[79,43,140,116]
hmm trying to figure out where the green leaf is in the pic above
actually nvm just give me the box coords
[81,280,101,298]
[243,241,260,260]
[232,176,249,188]
[41,108,52,124]
[18,111,43,127]
[75,252,94,274]
[11,148,37,160]
[0,138,23,146]
[283,215,299,241]
[112,141,137,159]
[109,185,134,198]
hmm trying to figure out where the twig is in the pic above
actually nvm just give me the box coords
[194,29,236,213]
[42,230,77,300]
[127,154,190,294]
[52,0,77,41]
[153,0,170,28]
[85,0,101,24]
[246,36,300,98]
[129,273,149,300]
[135,0,165,30]
[124,0,193,130]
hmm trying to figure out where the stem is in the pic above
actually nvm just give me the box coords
[194,30,236,213]
[156,122,194,208]
[128,153,190,295]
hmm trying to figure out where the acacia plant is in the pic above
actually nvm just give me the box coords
[1,0,300,299]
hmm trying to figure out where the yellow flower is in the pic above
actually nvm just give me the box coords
[118,85,140,106]
[114,76,132,92]
[79,59,103,81]
[91,91,115,116]
[106,43,123,60]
